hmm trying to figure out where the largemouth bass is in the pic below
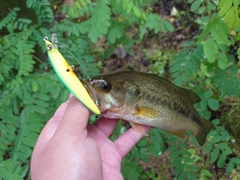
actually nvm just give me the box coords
[83,71,214,145]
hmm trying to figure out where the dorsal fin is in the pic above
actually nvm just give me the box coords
[181,88,201,104]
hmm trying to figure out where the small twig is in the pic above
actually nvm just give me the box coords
[32,54,43,63]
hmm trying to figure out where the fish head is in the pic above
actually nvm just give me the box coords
[82,75,127,113]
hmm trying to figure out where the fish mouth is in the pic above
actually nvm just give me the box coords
[81,80,100,110]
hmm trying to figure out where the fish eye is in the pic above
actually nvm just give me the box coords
[101,81,111,91]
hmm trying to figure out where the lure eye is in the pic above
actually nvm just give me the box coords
[43,36,48,41]
[47,45,52,50]
[101,81,111,91]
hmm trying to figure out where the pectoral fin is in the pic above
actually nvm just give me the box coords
[167,130,187,139]
[124,83,141,108]
[135,107,159,119]
[129,122,148,136]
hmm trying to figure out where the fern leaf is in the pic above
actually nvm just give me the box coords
[108,21,124,44]
[0,159,23,180]
[86,0,111,42]
[0,7,19,30]
[26,0,54,24]
[16,39,35,76]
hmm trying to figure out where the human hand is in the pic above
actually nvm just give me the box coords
[31,96,150,180]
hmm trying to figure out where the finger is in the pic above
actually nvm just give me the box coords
[32,99,70,161]
[93,117,118,137]
[54,96,90,138]
[114,125,150,158]
[34,99,70,147]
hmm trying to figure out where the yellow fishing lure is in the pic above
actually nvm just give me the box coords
[43,34,100,114]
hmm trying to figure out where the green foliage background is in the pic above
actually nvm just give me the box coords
[0,0,239,179]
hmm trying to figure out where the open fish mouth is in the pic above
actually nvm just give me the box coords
[81,80,100,109]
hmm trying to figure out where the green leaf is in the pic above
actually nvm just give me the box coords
[174,164,184,175]
[231,158,240,164]
[208,98,219,110]
[31,105,48,114]
[174,75,182,86]
[204,90,213,98]
[210,148,220,163]
[200,100,207,111]
[207,3,216,10]
[203,38,218,63]
[198,6,206,14]
[131,146,139,160]
[179,171,188,179]
[167,144,180,152]
[107,22,124,44]
[170,157,182,167]
[31,81,38,92]
[217,152,226,168]
[201,169,212,178]
[228,11,239,29]
[197,17,220,43]
[205,142,213,155]
[137,139,149,147]
[211,27,230,46]
[211,135,222,143]
[169,150,181,158]
[147,143,160,157]
[190,0,202,12]
[216,142,228,150]
[226,160,234,173]
[218,0,232,17]
[133,6,141,18]
[181,41,195,47]
[87,0,111,42]
[140,148,148,162]
[188,172,198,180]
[35,99,49,108]
[218,53,228,69]
[162,20,174,32]
[223,7,234,25]
[37,92,50,101]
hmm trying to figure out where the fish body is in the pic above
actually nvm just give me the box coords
[83,71,213,145]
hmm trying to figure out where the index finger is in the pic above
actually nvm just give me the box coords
[54,96,90,138]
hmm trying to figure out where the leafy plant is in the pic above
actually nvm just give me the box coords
[0,0,240,179]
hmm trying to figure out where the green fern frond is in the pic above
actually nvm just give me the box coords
[0,159,23,180]
[108,21,124,44]
[145,14,173,34]
[26,0,54,24]
[10,74,67,168]
[86,0,111,42]
[0,7,20,30]
[31,27,51,52]
[218,0,240,29]
[13,18,32,31]
[0,110,18,160]
[67,0,92,18]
